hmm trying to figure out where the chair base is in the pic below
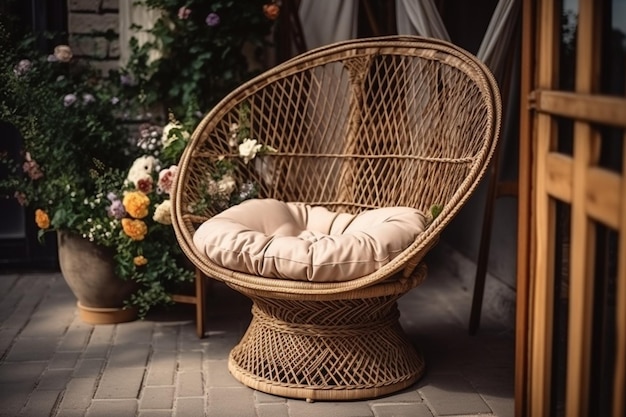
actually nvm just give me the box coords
[226,268,427,401]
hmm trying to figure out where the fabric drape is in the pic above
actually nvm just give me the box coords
[298,0,359,50]
[395,0,450,40]
[476,0,521,80]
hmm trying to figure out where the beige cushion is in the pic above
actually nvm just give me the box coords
[193,199,426,282]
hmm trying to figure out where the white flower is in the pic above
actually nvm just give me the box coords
[238,139,262,164]
[161,122,190,148]
[82,93,95,104]
[153,200,172,225]
[126,155,158,188]
[54,45,73,62]
[207,179,219,195]
[13,59,32,76]
[228,123,240,147]
[63,93,77,107]
[217,174,236,195]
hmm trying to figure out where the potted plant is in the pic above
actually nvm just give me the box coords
[0,29,195,323]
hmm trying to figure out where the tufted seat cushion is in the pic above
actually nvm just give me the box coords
[193,199,427,282]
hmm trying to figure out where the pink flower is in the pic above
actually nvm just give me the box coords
[22,152,43,180]
[157,165,178,195]
[178,6,191,19]
[14,191,27,206]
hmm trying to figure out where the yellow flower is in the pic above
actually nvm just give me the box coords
[133,255,148,266]
[123,191,150,219]
[121,218,148,241]
[35,209,50,229]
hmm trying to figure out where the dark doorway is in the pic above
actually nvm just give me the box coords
[0,0,67,270]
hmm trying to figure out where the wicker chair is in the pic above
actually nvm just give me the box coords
[172,35,501,401]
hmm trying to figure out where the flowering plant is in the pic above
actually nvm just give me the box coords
[124,0,279,123]
[0,32,196,317]
[73,106,273,317]
[186,102,275,216]
[0,1,279,318]
[0,34,132,236]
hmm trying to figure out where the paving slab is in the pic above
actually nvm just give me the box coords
[0,248,515,416]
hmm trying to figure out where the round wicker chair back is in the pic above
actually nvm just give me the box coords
[173,35,501,295]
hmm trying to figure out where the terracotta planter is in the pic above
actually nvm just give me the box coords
[57,230,138,324]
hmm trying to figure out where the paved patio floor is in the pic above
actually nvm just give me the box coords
[0,245,515,417]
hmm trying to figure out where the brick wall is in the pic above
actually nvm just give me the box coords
[67,0,120,73]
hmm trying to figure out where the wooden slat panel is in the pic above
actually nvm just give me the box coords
[565,0,601,414]
[545,153,572,202]
[613,137,626,417]
[529,1,560,415]
[534,90,626,128]
[531,113,557,417]
[587,167,621,230]
[545,153,622,229]
[566,123,598,417]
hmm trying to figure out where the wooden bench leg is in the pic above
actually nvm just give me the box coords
[194,267,206,338]
[469,162,499,335]
[171,267,207,338]
[469,163,518,335]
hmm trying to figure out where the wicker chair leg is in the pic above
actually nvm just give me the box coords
[225,268,427,401]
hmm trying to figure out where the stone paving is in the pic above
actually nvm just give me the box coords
[0,247,515,417]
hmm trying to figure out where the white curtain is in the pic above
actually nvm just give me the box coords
[395,0,450,40]
[118,2,162,66]
[395,0,521,80]
[476,0,521,79]
[298,0,359,50]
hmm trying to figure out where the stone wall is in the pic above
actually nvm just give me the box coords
[66,0,120,73]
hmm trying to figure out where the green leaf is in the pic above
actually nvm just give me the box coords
[430,204,443,220]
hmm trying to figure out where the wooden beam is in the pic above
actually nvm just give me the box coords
[544,153,621,229]
[533,90,626,128]
[531,112,557,417]
[515,0,535,413]
[529,1,559,415]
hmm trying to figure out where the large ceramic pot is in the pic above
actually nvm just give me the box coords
[57,230,138,324]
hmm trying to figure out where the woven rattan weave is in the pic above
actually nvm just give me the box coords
[172,35,501,401]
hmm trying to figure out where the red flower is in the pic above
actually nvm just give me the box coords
[137,177,153,194]
[263,3,280,20]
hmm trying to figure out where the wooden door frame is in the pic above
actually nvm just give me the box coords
[517,0,626,416]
